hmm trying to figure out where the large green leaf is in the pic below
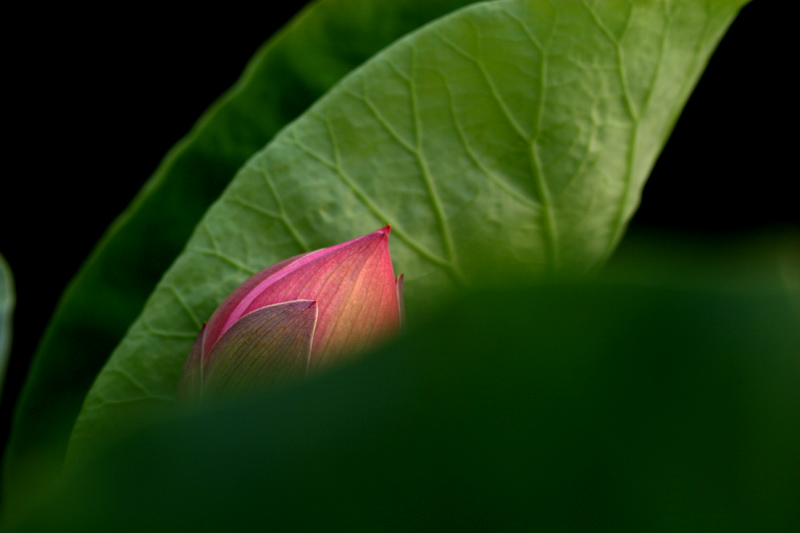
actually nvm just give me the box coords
[0,254,13,396]
[67,0,750,463]
[12,267,800,531]
[2,0,478,512]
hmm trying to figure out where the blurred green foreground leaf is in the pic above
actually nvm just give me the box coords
[11,257,799,532]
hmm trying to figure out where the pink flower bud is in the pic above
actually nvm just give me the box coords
[178,227,404,399]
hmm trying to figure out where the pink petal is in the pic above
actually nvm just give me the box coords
[396,274,406,329]
[204,228,400,368]
[203,300,318,397]
[177,323,207,401]
[203,252,316,358]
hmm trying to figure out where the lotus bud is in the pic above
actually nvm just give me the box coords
[178,227,404,400]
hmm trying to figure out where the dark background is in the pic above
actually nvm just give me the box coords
[0,2,793,452]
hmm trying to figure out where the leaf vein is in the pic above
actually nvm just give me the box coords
[409,45,459,271]
[529,17,559,270]
[189,247,257,275]
[581,0,638,120]
[344,82,416,153]
[438,71,537,208]
[105,369,154,398]
[259,165,310,252]
[435,29,530,141]
[291,126,455,273]
[165,285,203,329]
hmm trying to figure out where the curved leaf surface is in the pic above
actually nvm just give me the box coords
[68,0,749,462]
[2,0,478,510]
